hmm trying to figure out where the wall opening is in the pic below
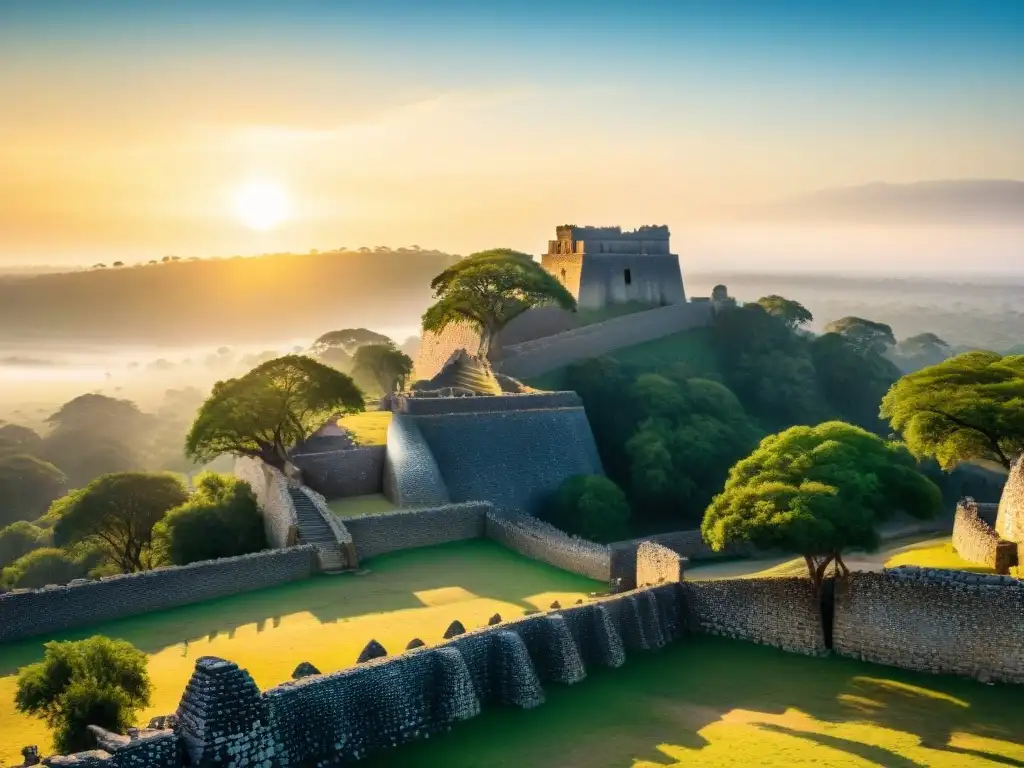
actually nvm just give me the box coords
[623,268,632,285]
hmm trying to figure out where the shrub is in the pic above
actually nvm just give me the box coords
[0,546,102,590]
[542,475,631,543]
[0,521,48,569]
[15,636,151,754]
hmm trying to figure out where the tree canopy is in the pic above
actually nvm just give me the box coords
[422,249,577,355]
[0,521,47,570]
[0,424,43,457]
[754,295,813,331]
[53,473,189,573]
[880,351,1024,470]
[15,636,152,754]
[824,316,897,356]
[0,546,100,591]
[186,355,365,469]
[701,421,941,593]
[541,475,631,543]
[0,454,68,527]
[810,332,901,434]
[352,343,414,394]
[311,328,393,358]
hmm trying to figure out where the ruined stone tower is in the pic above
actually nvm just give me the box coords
[541,225,686,311]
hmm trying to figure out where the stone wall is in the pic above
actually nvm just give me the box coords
[952,499,1017,573]
[497,301,712,380]
[408,403,604,516]
[382,414,451,506]
[484,509,612,582]
[609,530,750,589]
[576,253,685,310]
[393,391,582,415]
[234,457,300,548]
[343,503,489,561]
[289,445,386,499]
[44,582,684,767]
[0,547,318,644]
[636,542,687,587]
[681,577,827,656]
[996,454,1024,543]
[833,568,1024,683]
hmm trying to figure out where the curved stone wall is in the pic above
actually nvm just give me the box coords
[383,414,451,506]
[235,457,300,548]
[484,509,612,582]
[995,455,1024,543]
[952,499,1017,572]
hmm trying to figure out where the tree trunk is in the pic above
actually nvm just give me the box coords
[804,554,835,596]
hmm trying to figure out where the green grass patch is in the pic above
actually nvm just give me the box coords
[365,634,1024,768]
[0,540,600,764]
[327,494,400,518]
[337,410,391,445]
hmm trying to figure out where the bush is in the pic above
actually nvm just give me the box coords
[0,547,101,590]
[152,472,267,565]
[542,475,631,543]
[15,636,151,754]
[0,521,48,569]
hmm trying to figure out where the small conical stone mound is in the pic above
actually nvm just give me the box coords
[549,600,561,610]
[406,637,426,650]
[443,620,466,639]
[488,613,502,626]
[575,599,583,605]
[541,614,586,685]
[594,604,626,668]
[357,639,388,663]
[491,630,545,709]
[291,661,320,679]
[433,646,482,724]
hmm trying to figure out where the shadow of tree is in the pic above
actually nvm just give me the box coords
[756,723,925,768]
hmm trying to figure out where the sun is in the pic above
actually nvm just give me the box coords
[232,180,290,231]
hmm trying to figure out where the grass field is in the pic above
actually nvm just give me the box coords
[0,540,600,765]
[337,410,391,445]
[327,493,399,518]
[365,635,1024,768]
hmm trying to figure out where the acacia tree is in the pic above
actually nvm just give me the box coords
[881,351,1024,470]
[310,328,392,360]
[186,355,364,469]
[754,295,813,331]
[53,473,189,573]
[353,343,414,394]
[0,454,68,527]
[824,316,897,356]
[422,249,577,356]
[701,421,941,594]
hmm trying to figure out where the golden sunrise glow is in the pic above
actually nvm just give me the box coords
[232,181,290,231]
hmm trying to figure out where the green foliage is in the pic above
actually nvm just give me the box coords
[0,453,68,527]
[42,433,142,489]
[702,421,942,590]
[352,343,414,394]
[541,475,631,543]
[15,636,152,754]
[53,472,189,573]
[890,333,953,373]
[824,316,897,356]
[152,473,267,565]
[880,351,1024,470]
[311,328,393,357]
[1,546,102,590]
[0,520,48,569]
[754,295,813,330]
[810,333,901,434]
[422,249,577,355]
[186,355,365,469]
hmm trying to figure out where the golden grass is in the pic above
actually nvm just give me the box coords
[327,494,399,518]
[337,410,391,445]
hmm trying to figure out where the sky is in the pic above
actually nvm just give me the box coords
[1,0,1023,266]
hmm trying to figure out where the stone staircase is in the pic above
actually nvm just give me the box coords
[287,487,348,572]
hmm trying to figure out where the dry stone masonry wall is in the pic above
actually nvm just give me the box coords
[636,542,687,587]
[610,530,750,589]
[952,499,1017,572]
[0,546,318,644]
[290,446,386,499]
[996,455,1024,543]
[382,413,451,507]
[681,577,828,655]
[833,567,1024,683]
[235,457,301,548]
[484,509,612,581]
[343,502,489,561]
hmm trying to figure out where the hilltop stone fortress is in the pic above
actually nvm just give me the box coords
[416,224,734,381]
[4,223,1024,765]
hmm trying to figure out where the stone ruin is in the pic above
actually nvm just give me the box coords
[953,459,1024,573]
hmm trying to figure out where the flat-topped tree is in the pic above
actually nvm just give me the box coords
[353,343,414,394]
[881,351,1024,470]
[422,249,577,357]
[754,295,813,332]
[824,316,897,356]
[186,355,364,470]
[701,421,941,595]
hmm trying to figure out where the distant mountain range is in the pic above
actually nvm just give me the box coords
[758,179,1024,225]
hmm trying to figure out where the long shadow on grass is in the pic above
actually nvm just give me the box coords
[366,636,1024,768]
[0,540,599,677]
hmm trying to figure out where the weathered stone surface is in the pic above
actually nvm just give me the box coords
[358,640,388,663]
[996,455,1024,543]
[443,620,466,638]
[291,661,320,679]
[344,502,487,561]
[953,499,1017,573]
[487,613,502,625]
[291,445,386,499]
[406,637,426,650]
[636,541,687,587]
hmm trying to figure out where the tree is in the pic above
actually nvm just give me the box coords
[754,295,813,331]
[880,351,1024,470]
[353,343,414,394]
[42,434,142,488]
[15,636,152,754]
[1,547,101,590]
[186,355,365,469]
[152,473,267,565]
[310,328,393,358]
[810,332,901,434]
[542,475,631,543]
[824,316,897,356]
[0,423,44,457]
[0,454,68,527]
[53,473,189,573]
[892,332,952,372]
[0,521,48,569]
[422,249,577,356]
[702,421,942,594]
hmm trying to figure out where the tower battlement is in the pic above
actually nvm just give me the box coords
[548,224,671,256]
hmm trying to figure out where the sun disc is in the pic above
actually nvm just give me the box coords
[233,181,289,231]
